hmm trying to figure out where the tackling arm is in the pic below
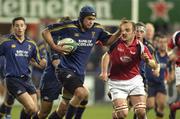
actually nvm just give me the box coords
[106,29,121,46]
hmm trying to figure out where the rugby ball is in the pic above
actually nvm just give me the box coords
[57,38,78,54]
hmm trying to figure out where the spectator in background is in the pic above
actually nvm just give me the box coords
[145,23,155,44]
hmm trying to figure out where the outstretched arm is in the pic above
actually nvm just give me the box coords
[106,29,121,46]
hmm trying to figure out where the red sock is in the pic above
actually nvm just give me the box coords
[170,101,180,111]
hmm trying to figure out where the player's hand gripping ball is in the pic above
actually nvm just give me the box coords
[57,38,78,55]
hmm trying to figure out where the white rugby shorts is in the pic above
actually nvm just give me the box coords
[175,65,180,86]
[108,75,146,101]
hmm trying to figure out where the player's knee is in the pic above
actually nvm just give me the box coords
[146,102,154,110]
[26,104,38,115]
[80,100,88,106]
[134,102,146,118]
[114,105,128,119]
[74,87,89,100]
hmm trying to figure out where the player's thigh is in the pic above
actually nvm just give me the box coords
[17,92,37,111]
[113,98,127,107]
[30,93,38,106]
[156,92,166,106]
[0,82,6,105]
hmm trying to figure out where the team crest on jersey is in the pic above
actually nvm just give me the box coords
[120,56,132,63]
[92,32,95,38]
[74,33,79,37]
[28,45,32,51]
[11,44,16,48]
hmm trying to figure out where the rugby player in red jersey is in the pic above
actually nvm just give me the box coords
[100,19,158,119]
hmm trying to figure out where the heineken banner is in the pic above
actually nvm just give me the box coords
[0,0,180,23]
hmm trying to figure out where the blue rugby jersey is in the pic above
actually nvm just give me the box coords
[48,20,111,76]
[0,34,41,77]
[0,56,6,79]
[146,51,170,83]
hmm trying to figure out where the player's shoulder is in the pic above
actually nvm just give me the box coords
[49,20,78,32]
[93,22,104,29]
[0,34,12,44]
[143,39,155,52]
[25,36,37,47]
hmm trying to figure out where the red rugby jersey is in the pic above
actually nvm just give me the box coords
[109,38,152,80]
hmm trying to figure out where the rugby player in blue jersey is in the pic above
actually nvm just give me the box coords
[36,16,71,119]
[146,34,170,119]
[0,17,46,119]
[41,5,121,119]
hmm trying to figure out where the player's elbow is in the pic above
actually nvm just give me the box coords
[41,28,49,39]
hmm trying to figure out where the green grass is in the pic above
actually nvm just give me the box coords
[11,103,180,119]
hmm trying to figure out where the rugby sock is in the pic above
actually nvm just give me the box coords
[170,101,180,111]
[65,104,77,119]
[0,103,6,117]
[48,111,62,119]
[74,100,88,119]
[20,109,31,119]
[0,94,15,118]
[2,93,15,118]
[169,110,176,119]
[32,112,40,119]
[74,107,86,119]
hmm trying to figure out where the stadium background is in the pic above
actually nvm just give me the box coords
[0,0,180,118]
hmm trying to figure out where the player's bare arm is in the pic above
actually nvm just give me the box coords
[30,58,47,69]
[42,29,71,55]
[106,29,121,46]
[99,52,110,81]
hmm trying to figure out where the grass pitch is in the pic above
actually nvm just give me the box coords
[11,103,180,119]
